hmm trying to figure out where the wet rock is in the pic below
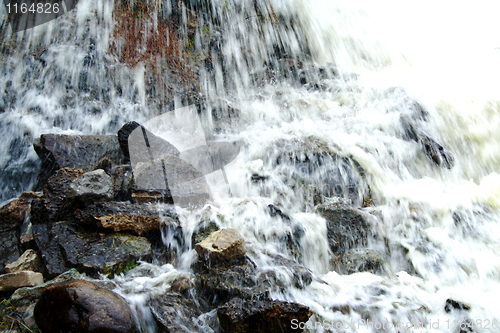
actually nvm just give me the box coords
[148,292,202,333]
[131,190,171,204]
[195,228,246,263]
[0,271,43,292]
[30,167,84,224]
[445,299,471,312]
[75,202,175,236]
[34,279,138,333]
[5,249,41,273]
[67,169,114,206]
[337,249,386,275]
[275,137,368,206]
[9,269,82,329]
[195,258,275,306]
[0,230,20,274]
[33,221,152,278]
[317,203,372,255]
[33,134,126,190]
[191,221,220,248]
[111,164,135,201]
[0,198,29,232]
[217,297,313,333]
[91,156,113,174]
[400,115,454,169]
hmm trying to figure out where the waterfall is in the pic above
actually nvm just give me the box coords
[2,0,500,331]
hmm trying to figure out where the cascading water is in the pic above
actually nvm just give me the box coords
[2,0,500,331]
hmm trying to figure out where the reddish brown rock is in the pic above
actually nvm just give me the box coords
[34,280,138,333]
[0,198,30,232]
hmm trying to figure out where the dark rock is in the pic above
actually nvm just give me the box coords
[0,230,20,274]
[33,221,152,278]
[191,221,220,248]
[0,198,30,232]
[34,279,138,333]
[400,114,454,168]
[195,228,246,263]
[217,297,313,333]
[110,164,134,201]
[9,269,82,330]
[275,137,368,206]
[317,204,372,255]
[30,167,84,224]
[33,134,126,190]
[148,292,202,333]
[75,202,175,237]
[445,299,471,312]
[67,169,114,206]
[91,156,113,174]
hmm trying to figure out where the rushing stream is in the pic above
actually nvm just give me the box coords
[2,0,500,332]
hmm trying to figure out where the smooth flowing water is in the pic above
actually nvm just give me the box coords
[2,0,500,332]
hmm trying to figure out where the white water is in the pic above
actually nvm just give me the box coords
[2,0,500,332]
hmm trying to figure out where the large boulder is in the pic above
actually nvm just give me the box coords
[195,228,246,263]
[34,280,138,333]
[33,221,152,278]
[0,198,30,232]
[0,271,43,292]
[30,167,84,224]
[33,134,126,190]
[217,297,313,333]
[67,169,114,206]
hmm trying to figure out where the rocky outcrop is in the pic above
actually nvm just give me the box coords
[0,271,43,292]
[34,280,138,333]
[33,221,152,278]
[30,167,84,224]
[67,169,114,205]
[33,134,126,190]
[338,249,386,275]
[217,297,313,333]
[195,228,246,263]
[5,249,41,273]
[0,198,29,232]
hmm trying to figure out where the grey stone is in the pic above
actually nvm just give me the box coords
[67,169,114,204]
[0,271,43,292]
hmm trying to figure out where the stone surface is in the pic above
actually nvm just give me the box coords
[0,271,43,292]
[148,292,201,333]
[111,164,135,201]
[5,249,41,273]
[317,204,372,255]
[217,297,313,333]
[33,221,152,278]
[67,169,114,205]
[195,228,246,262]
[0,198,29,232]
[338,249,386,275]
[132,154,212,207]
[75,202,176,236]
[30,167,84,224]
[34,280,138,333]
[0,230,20,274]
[33,133,126,190]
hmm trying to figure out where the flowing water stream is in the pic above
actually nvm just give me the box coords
[2,0,500,332]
